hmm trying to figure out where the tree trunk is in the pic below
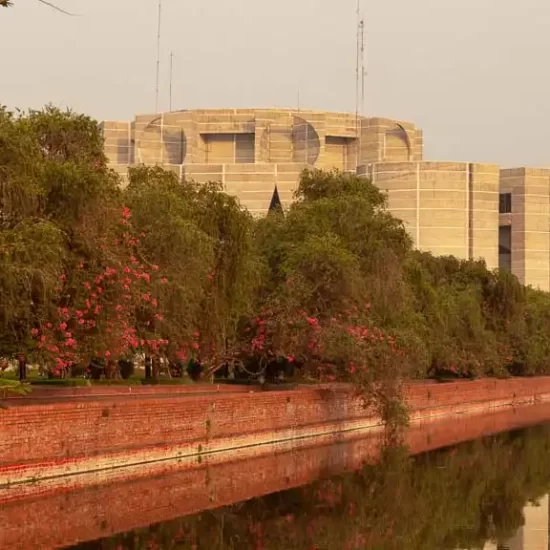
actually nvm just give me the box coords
[145,356,152,380]
[152,356,159,380]
[18,355,27,382]
[105,360,119,380]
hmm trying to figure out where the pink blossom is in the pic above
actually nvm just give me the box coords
[104,351,111,358]
[58,307,70,319]
[59,322,67,331]
[191,342,199,350]
[30,328,39,336]
[161,277,168,285]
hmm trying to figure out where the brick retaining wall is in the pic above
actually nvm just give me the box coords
[3,399,550,550]
[1,377,550,499]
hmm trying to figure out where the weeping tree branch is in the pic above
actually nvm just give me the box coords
[1,0,78,16]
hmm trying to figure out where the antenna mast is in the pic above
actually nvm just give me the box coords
[169,52,174,112]
[360,16,366,116]
[355,0,363,169]
[355,0,360,133]
[155,0,162,113]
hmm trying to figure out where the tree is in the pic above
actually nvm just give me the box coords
[0,106,132,375]
[0,106,67,361]
[249,169,421,425]
[124,166,261,374]
[1,0,76,16]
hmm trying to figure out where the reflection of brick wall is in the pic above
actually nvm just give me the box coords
[3,397,550,550]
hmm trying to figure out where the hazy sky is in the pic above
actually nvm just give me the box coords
[1,0,549,167]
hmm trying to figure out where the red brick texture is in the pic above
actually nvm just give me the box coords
[3,400,550,550]
[2,379,550,492]
[1,378,550,543]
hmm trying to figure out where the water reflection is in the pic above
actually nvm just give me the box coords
[63,424,550,550]
[478,495,549,550]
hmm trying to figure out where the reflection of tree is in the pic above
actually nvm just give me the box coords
[73,425,550,550]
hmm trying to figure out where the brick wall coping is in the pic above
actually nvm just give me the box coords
[2,377,549,407]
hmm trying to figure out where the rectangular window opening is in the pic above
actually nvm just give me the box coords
[499,193,512,214]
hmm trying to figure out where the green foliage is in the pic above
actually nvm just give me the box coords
[0,106,126,365]
[0,378,31,397]
[406,251,550,379]
[253,170,421,423]
[3,107,550,414]
[125,166,261,363]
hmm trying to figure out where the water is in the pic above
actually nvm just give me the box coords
[54,423,550,550]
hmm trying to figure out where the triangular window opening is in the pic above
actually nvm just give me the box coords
[268,185,283,214]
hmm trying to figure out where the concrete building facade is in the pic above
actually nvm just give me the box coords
[101,108,425,216]
[101,107,545,289]
[359,161,499,269]
[499,168,550,290]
